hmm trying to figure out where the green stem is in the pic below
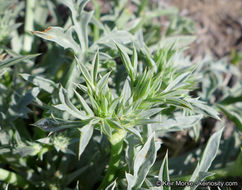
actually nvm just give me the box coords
[98,129,126,190]
[23,0,35,52]
[138,0,148,16]
[91,0,100,41]
[0,168,33,189]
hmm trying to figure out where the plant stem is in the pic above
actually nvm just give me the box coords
[138,0,149,16]
[91,0,100,41]
[23,0,35,52]
[98,129,126,190]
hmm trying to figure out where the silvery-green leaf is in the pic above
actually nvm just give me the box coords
[165,98,192,109]
[164,72,190,92]
[78,124,93,158]
[158,151,170,190]
[186,98,220,120]
[62,59,80,97]
[92,50,99,83]
[0,68,7,77]
[32,26,80,53]
[185,128,224,190]
[101,119,112,138]
[131,45,138,73]
[58,86,89,120]
[57,0,91,50]
[121,79,131,104]
[20,73,58,93]
[159,35,196,49]
[106,119,122,130]
[116,8,132,29]
[77,10,93,50]
[75,57,95,90]
[14,142,42,157]
[108,98,119,115]
[58,0,75,14]
[216,104,242,131]
[138,108,162,118]
[115,42,134,80]
[126,173,136,190]
[33,118,88,132]
[126,133,157,189]
[153,114,203,131]
[74,90,94,116]
[93,30,133,50]
[125,127,143,143]
[74,83,88,93]
[97,72,111,91]
[8,87,40,119]
[0,54,39,70]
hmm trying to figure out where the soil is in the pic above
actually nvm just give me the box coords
[161,0,242,60]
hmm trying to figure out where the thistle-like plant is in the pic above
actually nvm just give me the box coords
[32,37,221,189]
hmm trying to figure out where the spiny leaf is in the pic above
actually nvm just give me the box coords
[115,42,134,80]
[187,98,220,120]
[58,86,89,120]
[74,90,94,116]
[33,118,88,132]
[121,79,131,105]
[75,57,95,90]
[92,49,99,83]
[131,45,138,74]
[97,72,111,91]
[164,72,190,92]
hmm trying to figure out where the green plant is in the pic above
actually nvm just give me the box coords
[1,0,238,190]
[198,56,242,131]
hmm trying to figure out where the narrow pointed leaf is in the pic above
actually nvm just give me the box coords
[115,42,134,80]
[78,124,93,158]
[185,128,224,190]
[164,72,190,92]
[33,118,87,132]
[158,151,170,190]
[92,50,99,82]
[59,87,89,120]
[128,133,157,189]
[97,72,111,91]
[75,57,94,90]
[0,54,39,70]
[74,90,94,116]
